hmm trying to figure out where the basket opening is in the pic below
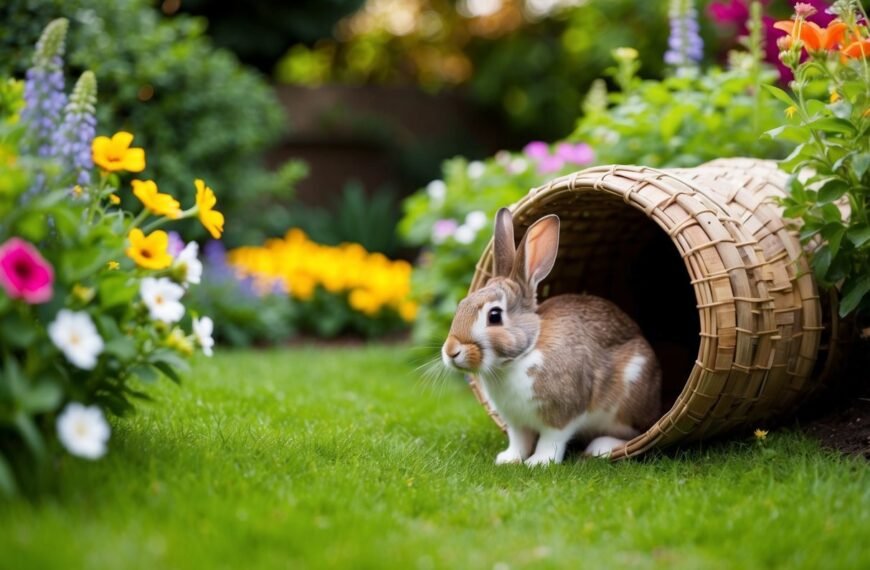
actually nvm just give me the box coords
[518,190,700,411]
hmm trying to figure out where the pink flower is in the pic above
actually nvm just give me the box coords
[536,155,565,174]
[522,141,550,160]
[0,237,54,304]
[555,142,595,166]
[431,219,459,244]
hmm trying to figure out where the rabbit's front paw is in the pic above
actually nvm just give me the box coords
[524,453,557,467]
[495,448,524,465]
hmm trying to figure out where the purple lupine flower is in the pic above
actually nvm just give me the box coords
[50,71,97,186]
[21,19,69,159]
[664,0,704,68]
[167,231,186,257]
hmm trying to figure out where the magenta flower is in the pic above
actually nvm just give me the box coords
[522,141,550,160]
[555,142,595,166]
[536,155,565,174]
[0,237,54,303]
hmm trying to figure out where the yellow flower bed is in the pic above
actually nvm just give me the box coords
[227,229,418,322]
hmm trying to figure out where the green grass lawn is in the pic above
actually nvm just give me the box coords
[2,346,869,569]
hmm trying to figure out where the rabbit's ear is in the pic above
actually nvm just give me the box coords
[493,208,516,278]
[515,214,560,292]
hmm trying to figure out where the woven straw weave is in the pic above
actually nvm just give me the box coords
[467,158,846,459]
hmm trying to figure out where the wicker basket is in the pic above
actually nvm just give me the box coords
[467,158,847,459]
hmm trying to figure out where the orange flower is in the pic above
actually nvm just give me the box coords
[841,38,870,59]
[773,19,848,52]
[194,179,224,239]
[92,131,146,173]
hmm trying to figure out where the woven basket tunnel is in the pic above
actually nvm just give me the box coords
[467,158,846,460]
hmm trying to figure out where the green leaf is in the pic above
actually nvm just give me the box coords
[852,153,870,180]
[129,363,159,383]
[821,203,842,223]
[98,274,137,309]
[806,117,856,136]
[14,412,45,460]
[0,312,38,349]
[821,222,847,257]
[839,275,870,317]
[846,224,870,248]
[762,84,796,107]
[0,453,17,497]
[817,179,850,204]
[104,336,138,361]
[20,380,62,413]
[153,361,182,384]
[811,246,832,281]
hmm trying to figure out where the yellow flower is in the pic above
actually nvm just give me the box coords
[92,131,146,173]
[754,428,768,441]
[107,260,120,270]
[195,179,224,239]
[72,283,95,304]
[108,193,121,205]
[829,91,840,103]
[398,300,418,322]
[72,185,83,197]
[785,105,797,118]
[132,180,181,218]
[126,228,172,269]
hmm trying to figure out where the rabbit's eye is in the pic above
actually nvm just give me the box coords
[487,307,503,326]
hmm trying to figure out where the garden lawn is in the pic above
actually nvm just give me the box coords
[3,346,869,570]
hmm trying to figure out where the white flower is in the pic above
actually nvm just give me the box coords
[48,310,104,370]
[192,316,215,357]
[426,180,447,206]
[175,241,202,286]
[56,402,110,460]
[494,150,512,166]
[140,277,185,323]
[508,157,528,174]
[465,210,488,231]
[467,160,486,179]
[454,224,477,244]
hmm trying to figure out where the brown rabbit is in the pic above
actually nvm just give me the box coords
[442,208,661,466]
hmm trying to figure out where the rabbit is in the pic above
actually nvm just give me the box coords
[442,208,661,466]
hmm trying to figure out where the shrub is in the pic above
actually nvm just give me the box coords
[0,21,216,495]
[0,0,295,246]
[768,0,870,317]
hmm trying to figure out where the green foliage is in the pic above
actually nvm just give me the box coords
[572,49,788,167]
[0,23,207,496]
[1,348,869,568]
[285,181,402,257]
[400,39,790,347]
[769,2,870,318]
[0,0,294,246]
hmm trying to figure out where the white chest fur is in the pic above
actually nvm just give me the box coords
[480,350,545,431]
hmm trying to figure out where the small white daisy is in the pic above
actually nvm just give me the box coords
[467,160,486,179]
[426,180,447,206]
[464,210,488,231]
[192,316,215,357]
[140,277,185,323]
[48,309,104,370]
[175,241,202,286]
[453,224,477,244]
[56,402,110,460]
